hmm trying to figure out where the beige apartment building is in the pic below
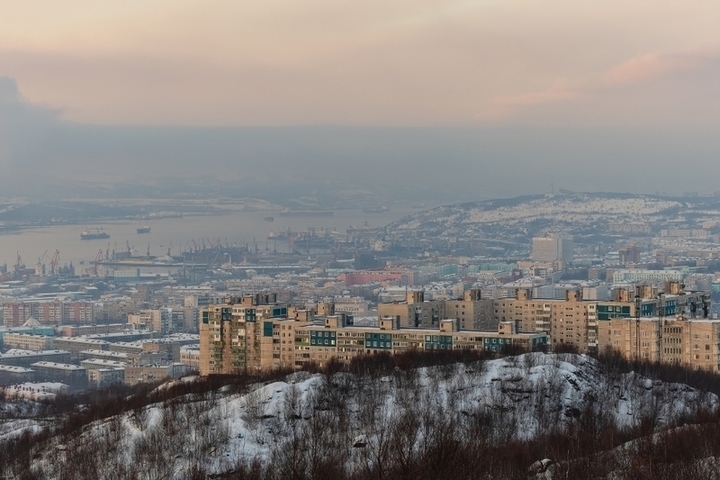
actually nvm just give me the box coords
[290,316,547,371]
[199,293,295,375]
[490,285,708,354]
[200,286,711,375]
[2,333,54,351]
[444,289,496,330]
[598,316,720,372]
[377,290,446,328]
[199,294,548,375]
[378,289,494,330]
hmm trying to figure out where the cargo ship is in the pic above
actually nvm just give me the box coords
[268,230,292,241]
[136,226,151,234]
[278,209,333,217]
[81,229,110,240]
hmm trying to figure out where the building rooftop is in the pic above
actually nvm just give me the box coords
[54,337,110,346]
[0,365,34,373]
[80,359,127,368]
[1,349,70,357]
[79,349,129,359]
[30,361,85,371]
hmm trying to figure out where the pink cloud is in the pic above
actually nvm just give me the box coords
[602,49,720,86]
[603,53,679,85]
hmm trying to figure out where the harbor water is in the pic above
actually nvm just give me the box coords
[0,208,415,272]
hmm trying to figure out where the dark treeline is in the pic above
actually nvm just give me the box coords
[2,349,720,479]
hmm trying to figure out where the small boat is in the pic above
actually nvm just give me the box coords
[137,226,151,234]
[263,216,275,222]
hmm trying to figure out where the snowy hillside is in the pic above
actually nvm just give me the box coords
[382,192,717,241]
[22,353,717,479]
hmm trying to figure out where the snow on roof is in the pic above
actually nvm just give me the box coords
[22,317,43,328]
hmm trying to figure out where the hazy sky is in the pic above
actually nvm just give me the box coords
[2,1,719,127]
[1,2,719,200]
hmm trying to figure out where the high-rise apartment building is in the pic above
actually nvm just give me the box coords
[598,316,720,372]
[2,301,95,327]
[199,293,293,375]
[532,235,574,265]
[490,284,708,354]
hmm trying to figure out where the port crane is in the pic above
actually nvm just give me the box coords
[14,252,24,278]
[50,250,60,275]
[36,250,48,276]
[93,249,104,276]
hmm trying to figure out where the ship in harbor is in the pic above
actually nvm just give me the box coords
[136,226,151,234]
[278,209,333,217]
[268,229,292,241]
[80,229,110,240]
[288,228,336,250]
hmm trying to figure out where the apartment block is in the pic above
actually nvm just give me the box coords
[490,286,709,354]
[377,290,446,328]
[291,316,548,370]
[444,289,496,330]
[30,361,87,390]
[2,333,54,351]
[0,365,36,385]
[199,293,291,375]
[60,324,125,337]
[180,345,200,371]
[199,294,548,375]
[532,235,574,265]
[0,350,72,368]
[598,317,720,372]
[2,301,95,326]
[52,338,110,358]
[127,309,169,333]
[124,363,187,386]
[88,367,125,388]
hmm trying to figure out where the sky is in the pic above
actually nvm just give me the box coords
[1,1,720,200]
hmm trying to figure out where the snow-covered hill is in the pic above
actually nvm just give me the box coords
[21,353,717,479]
[383,192,715,240]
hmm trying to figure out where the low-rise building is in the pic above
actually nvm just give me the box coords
[52,338,110,358]
[2,333,54,351]
[0,350,72,368]
[30,361,87,390]
[88,368,125,389]
[124,363,187,386]
[179,345,200,371]
[3,382,68,400]
[0,365,36,385]
[77,349,130,362]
